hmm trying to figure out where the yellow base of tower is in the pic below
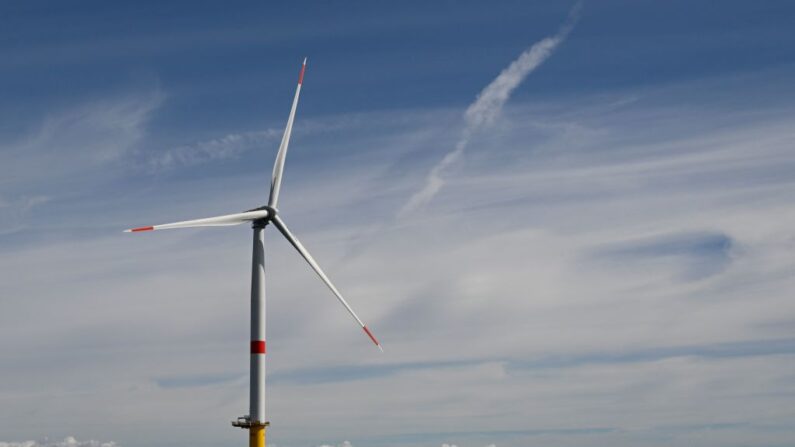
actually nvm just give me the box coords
[249,423,268,447]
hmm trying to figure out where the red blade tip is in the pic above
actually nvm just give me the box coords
[126,226,154,233]
[298,58,307,85]
[363,326,383,351]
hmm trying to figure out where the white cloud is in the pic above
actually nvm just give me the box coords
[0,437,118,447]
[0,91,161,234]
[0,89,162,195]
[144,130,281,172]
[140,111,387,172]
[316,442,353,447]
[399,2,581,217]
[0,195,49,234]
[18,92,162,166]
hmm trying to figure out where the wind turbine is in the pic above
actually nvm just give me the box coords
[125,58,382,447]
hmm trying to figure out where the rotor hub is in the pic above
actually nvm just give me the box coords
[249,205,277,228]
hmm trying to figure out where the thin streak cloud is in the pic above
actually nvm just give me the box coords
[399,2,581,217]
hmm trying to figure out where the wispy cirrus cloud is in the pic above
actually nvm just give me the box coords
[0,90,161,234]
[143,129,282,172]
[139,112,390,173]
[0,194,49,235]
[399,2,582,217]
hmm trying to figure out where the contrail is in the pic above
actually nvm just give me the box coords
[399,3,582,218]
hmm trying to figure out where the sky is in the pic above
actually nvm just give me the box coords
[1,1,795,447]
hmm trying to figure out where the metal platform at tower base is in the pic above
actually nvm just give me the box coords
[232,415,270,429]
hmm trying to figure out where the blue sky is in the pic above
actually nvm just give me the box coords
[2,2,795,447]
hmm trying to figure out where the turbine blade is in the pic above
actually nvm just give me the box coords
[271,214,383,351]
[124,209,270,233]
[268,58,307,208]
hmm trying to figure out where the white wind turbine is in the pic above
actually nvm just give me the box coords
[125,58,382,447]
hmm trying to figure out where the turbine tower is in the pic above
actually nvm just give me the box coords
[125,58,382,447]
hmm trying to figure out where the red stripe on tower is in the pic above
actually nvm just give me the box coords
[251,340,266,354]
